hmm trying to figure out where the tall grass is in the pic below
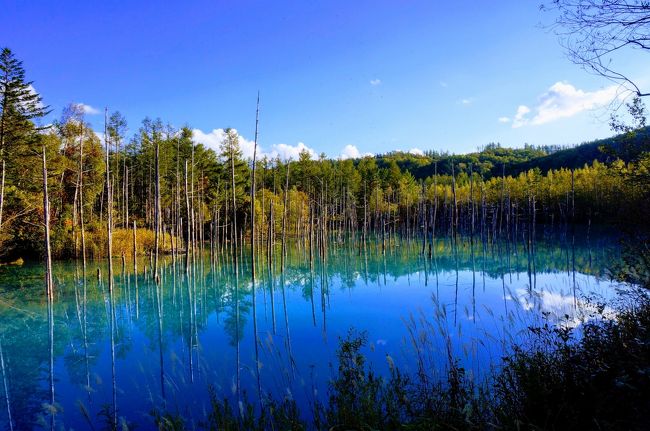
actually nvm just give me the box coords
[85,227,180,258]
[150,289,650,430]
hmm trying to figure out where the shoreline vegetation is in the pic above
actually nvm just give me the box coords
[152,287,650,431]
[1,44,650,430]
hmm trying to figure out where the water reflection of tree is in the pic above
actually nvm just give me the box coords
[0,230,622,426]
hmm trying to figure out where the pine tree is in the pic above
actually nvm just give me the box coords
[0,48,50,156]
[0,48,50,255]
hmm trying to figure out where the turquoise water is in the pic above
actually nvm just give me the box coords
[0,230,629,429]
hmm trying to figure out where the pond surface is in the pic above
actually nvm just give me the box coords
[0,229,630,429]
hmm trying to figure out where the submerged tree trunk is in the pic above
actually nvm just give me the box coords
[0,340,13,431]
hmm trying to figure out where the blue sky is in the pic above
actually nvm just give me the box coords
[2,0,649,159]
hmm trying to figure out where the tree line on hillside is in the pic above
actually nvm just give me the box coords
[1,47,649,264]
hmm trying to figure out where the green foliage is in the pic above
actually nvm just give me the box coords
[0,47,51,156]
[495,291,650,431]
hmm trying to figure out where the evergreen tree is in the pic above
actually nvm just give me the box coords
[0,47,50,157]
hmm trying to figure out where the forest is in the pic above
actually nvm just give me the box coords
[1,47,649,265]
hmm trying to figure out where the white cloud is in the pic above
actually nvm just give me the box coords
[409,148,424,156]
[439,81,448,88]
[370,78,381,86]
[512,105,531,128]
[498,116,511,123]
[510,82,621,128]
[460,98,472,105]
[340,144,361,159]
[192,128,257,158]
[75,103,100,115]
[192,128,316,161]
[268,142,316,160]
[339,144,373,160]
[511,287,616,329]
[20,85,45,111]
[192,128,227,151]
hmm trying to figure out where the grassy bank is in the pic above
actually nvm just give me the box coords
[84,227,181,259]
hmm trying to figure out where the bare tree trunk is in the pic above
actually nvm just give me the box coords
[0,113,5,235]
[133,220,138,274]
[191,144,196,266]
[105,108,114,293]
[251,93,259,281]
[124,166,129,228]
[431,162,438,256]
[470,163,475,238]
[154,139,161,282]
[78,124,87,272]
[0,159,5,233]
[42,144,55,430]
[185,160,191,274]
[499,164,505,235]
[571,168,575,223]
[42,145,54,296]
[176,137,181,261]
[231,138,238,268]
[362,181,367,254]
[281,160,290,273]
[267,200,274,269]
[309,199,314,270]
[451,162,458,236]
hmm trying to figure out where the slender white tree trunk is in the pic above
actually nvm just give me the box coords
[105,108,114,292]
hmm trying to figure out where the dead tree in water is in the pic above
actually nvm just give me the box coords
[42,145,53,296]
[105,108,114,293]
[0,159,5,234]
[190,144,196,267]
[153,136,161,282]
[249,93,263,411]
[251,93,259,281]
[42,144,55,430]
[78,123,87,272]
[133,220,138,273]
[185,160,191,274]
[175,137,181,260]
[267,199,274,268]
[421,180,427,255]
[499,164,505,235]
[470,163,475,238]
[451,162,458,237]
[281,160,290,273]
[229,130,239,272]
